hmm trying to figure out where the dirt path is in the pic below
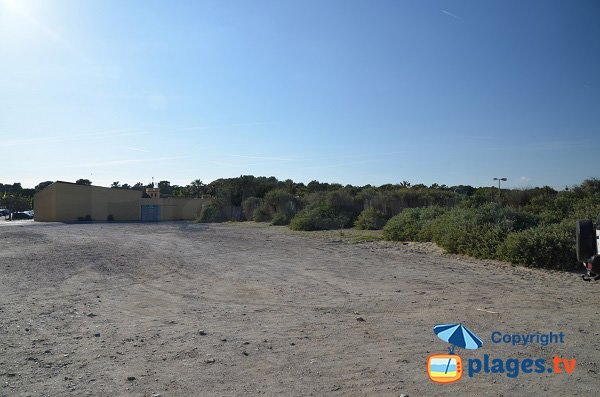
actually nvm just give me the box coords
[0,222,598,396]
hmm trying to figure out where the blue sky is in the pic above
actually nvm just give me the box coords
[1,0,598,189]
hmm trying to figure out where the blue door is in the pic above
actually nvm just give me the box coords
[141,205,160,221]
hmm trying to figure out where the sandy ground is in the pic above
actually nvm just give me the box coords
[0,221,598,396]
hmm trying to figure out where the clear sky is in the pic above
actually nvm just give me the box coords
[1,0,598,189]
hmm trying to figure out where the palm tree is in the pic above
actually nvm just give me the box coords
[189,179,205,197]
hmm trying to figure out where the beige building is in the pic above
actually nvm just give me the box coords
[34,181,209,222]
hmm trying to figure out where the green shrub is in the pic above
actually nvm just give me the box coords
[326,190,356,213]
[252,204,272,222]
[536,210,564,225]
[510,211,540,231]
[355,207,387,230]
[271,211,290,226]
[267,190,299,219]
[289,205,350,231]
[264,189,296,212]
[242,197,262,221]
[363,189,461,217]
[383,206,447,241]
[107,214,115,221]
[197,204,224,223]
[288,189,358,231]
[429,204,535,259]
[77,215,92,222]
[571,193,600,221]
[497,221,576,270]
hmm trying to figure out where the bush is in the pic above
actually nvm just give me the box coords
[497,221,576,270]
[107,214,115,221]
[536,210,564,225]
[289,205,350,231]
[355,207,387,230]
[271,211,290,226]
[77,215,92,222]
[264,189,300,220]
[363,189,460,217]
[252,204,272,222]
[571,193,600,221]
[288,189,358,231]
[197,203,224,223]
[429,204,535,259]
[383,206,447,241]
[242,197,262,221]
[326,190,356,214]
[264,189,295,211]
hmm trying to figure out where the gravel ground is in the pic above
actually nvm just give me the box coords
[0,221,598,396]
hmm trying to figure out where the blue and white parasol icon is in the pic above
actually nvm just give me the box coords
[433,323,483,353]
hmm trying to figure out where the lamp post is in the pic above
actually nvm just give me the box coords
[493,177,507,190]
[493,177,507,201]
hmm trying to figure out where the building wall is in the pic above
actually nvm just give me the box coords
[34,182,142,222]
[140,197,209,221]
[88,185,142,221]
[177,198,209,220]
[33,183,57,222]
[34,182,210,222]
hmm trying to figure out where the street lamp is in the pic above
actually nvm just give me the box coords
[493,177,507,202]
[493,177,507,190]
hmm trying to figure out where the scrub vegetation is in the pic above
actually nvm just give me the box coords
[4,176,599,270]
[185,176,599,271]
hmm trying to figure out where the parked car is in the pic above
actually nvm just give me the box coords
[0,209,9,216]
[12,212,33,220]
[576,217,600,281]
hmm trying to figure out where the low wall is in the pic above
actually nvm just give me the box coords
[140,197,210,220]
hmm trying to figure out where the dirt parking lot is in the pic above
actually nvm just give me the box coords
[0,221,598,396]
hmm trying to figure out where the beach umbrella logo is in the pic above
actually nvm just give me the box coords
[434,323,483,352]
[427,323,483,384]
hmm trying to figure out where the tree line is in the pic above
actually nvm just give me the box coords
[192,175,600,271]
[3,176,599,270]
